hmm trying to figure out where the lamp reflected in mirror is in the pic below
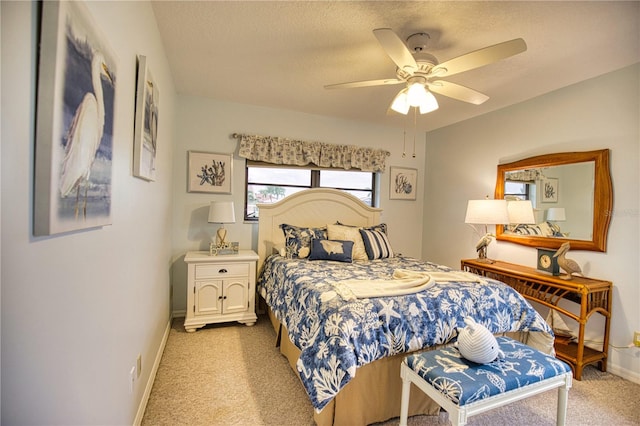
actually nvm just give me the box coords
[507,199,535,232]
[546,207,566,223]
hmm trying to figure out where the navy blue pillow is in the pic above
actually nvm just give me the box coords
[280,224,328,258]
[308,239,354,262]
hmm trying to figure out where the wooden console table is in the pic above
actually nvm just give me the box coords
[461,259,612,380]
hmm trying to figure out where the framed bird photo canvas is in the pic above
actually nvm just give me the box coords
[187,151,233,194]
[34,0,118,236]
[133,55,159,181]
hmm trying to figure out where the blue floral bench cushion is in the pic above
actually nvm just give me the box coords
[405,336,572,407]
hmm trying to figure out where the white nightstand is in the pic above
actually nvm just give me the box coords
[184,250,259,332]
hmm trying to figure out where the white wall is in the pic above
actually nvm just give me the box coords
[422,64,640,382]
[1,1,175,424]
[170,96,425,312]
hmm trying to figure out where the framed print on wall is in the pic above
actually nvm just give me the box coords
[188,151,232,194]
[389,166,417,200]
[34,0,118,236]
[133,55,159,181]
[542,178,559,203]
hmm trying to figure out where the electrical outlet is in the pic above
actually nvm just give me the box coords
[129,366,136,394]
[634,331,640,347]
[136,354,142,378]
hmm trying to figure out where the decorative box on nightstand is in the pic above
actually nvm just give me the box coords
[183,250,259,332]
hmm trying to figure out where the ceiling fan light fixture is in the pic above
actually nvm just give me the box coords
[390,89,410,114]
[407,82,428,107]
[418,90,439,114]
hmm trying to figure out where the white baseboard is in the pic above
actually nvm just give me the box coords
[133,316,173,426]
[172,309,186,318]
[607,363,640,385]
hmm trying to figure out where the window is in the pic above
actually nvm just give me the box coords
[245,161,376,220]
[504,181,533,200]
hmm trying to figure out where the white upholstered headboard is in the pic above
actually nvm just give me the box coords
[256,188,382,272]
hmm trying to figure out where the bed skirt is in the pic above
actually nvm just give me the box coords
[267,306,441,424]
[265,304,546,426]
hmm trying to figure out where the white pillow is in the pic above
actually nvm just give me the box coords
[327,224,368,261]
[537,221,553,237]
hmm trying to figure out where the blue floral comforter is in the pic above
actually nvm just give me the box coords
[257,255,553,411]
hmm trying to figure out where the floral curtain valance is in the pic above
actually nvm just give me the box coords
[505,169,546,182]
[235,133,391,172]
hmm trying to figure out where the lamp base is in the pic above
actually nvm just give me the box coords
[216,226,228,246]
[475,244,495,263]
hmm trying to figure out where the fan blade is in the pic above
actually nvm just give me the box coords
[373,28,418,72]
[324,78,403,90]
[431,38,527,77]
[428,80,489,105]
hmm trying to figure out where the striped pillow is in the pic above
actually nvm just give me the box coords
[359,228,394,260]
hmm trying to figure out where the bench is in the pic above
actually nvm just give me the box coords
[400,336,572,426]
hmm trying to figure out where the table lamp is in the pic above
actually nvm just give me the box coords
[465,199,509,263]
[208,201,235,255]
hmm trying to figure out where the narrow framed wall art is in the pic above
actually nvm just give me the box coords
[542,178,559,203]
[133,55,159,181]
[34,0,118,236]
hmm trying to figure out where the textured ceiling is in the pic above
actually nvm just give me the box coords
[152,1,640,131]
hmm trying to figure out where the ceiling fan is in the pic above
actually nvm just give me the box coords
[325,28,527,115]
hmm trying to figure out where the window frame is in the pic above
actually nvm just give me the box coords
[244,161,377,221]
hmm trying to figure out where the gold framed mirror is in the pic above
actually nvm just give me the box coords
[494,149,612,252]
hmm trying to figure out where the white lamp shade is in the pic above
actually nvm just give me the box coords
[208,201,236,224]
[407,82,428,106]
[418,90,439,114]
[546,207,566,221]
[507,200,536,224]
[390,89,410,114]
[465,199,509,225]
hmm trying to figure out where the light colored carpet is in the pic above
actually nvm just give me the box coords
[142,316,640,425]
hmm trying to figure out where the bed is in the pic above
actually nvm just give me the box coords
[256,188,554,426]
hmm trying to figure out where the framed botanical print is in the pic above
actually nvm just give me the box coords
[542,178,559,203]
[389,166,417,200]
[188,151,232,194]
[34,0,118,236]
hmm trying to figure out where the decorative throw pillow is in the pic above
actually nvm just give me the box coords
[366,223,388,234]
[359,228,394,260]
[280,224,328,258]
[308,239,354,262]
[538,221,554,237]
[335,222,389,235]
[327,224,368,261]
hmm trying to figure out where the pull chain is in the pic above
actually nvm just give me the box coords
[402,113,407,158]
[412,107,417,158]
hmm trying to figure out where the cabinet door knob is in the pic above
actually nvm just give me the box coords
[218,268,228,274]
